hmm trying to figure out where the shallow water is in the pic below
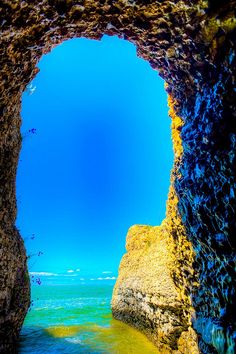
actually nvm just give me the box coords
[19,282,158,353]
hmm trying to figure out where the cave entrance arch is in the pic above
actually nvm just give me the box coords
[17,35,173,284]
[0,2,235,353]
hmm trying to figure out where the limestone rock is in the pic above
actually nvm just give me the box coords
[112,224,199,353]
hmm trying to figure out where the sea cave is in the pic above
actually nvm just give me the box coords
[0,1,235,353]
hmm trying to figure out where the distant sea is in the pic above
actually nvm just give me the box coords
[19,277,158,353]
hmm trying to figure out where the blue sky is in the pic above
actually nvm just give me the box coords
[16,35,173,278]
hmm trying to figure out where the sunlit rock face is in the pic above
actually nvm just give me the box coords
[112,224,199,353]
[0,1,235,352]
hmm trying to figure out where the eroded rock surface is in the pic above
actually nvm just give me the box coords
[0,0,235,353]
[112,224,199,353]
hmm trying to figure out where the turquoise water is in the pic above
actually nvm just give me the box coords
[19,280,158,353]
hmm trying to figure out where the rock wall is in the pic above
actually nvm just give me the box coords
[112,221,198,354]
[0,1,235,353]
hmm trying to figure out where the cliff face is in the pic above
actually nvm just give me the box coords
[0,1,235,353]
[112,224,199,354]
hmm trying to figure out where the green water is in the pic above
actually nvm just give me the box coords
[19,281,158,353]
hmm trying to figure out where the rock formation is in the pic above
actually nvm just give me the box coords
[0,1,235,353]
[112,97,200,353]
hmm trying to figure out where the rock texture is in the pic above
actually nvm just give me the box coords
[112,225,199,354]
[0,1,235,353]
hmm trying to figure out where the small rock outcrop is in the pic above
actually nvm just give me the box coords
[0,1,235,353]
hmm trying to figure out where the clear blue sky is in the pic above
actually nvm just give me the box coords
[16,35,173,278]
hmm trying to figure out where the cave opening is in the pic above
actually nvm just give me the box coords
[0,2,234,353]
[16,35,173,352]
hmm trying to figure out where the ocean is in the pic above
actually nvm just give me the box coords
[19,278,158,353]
